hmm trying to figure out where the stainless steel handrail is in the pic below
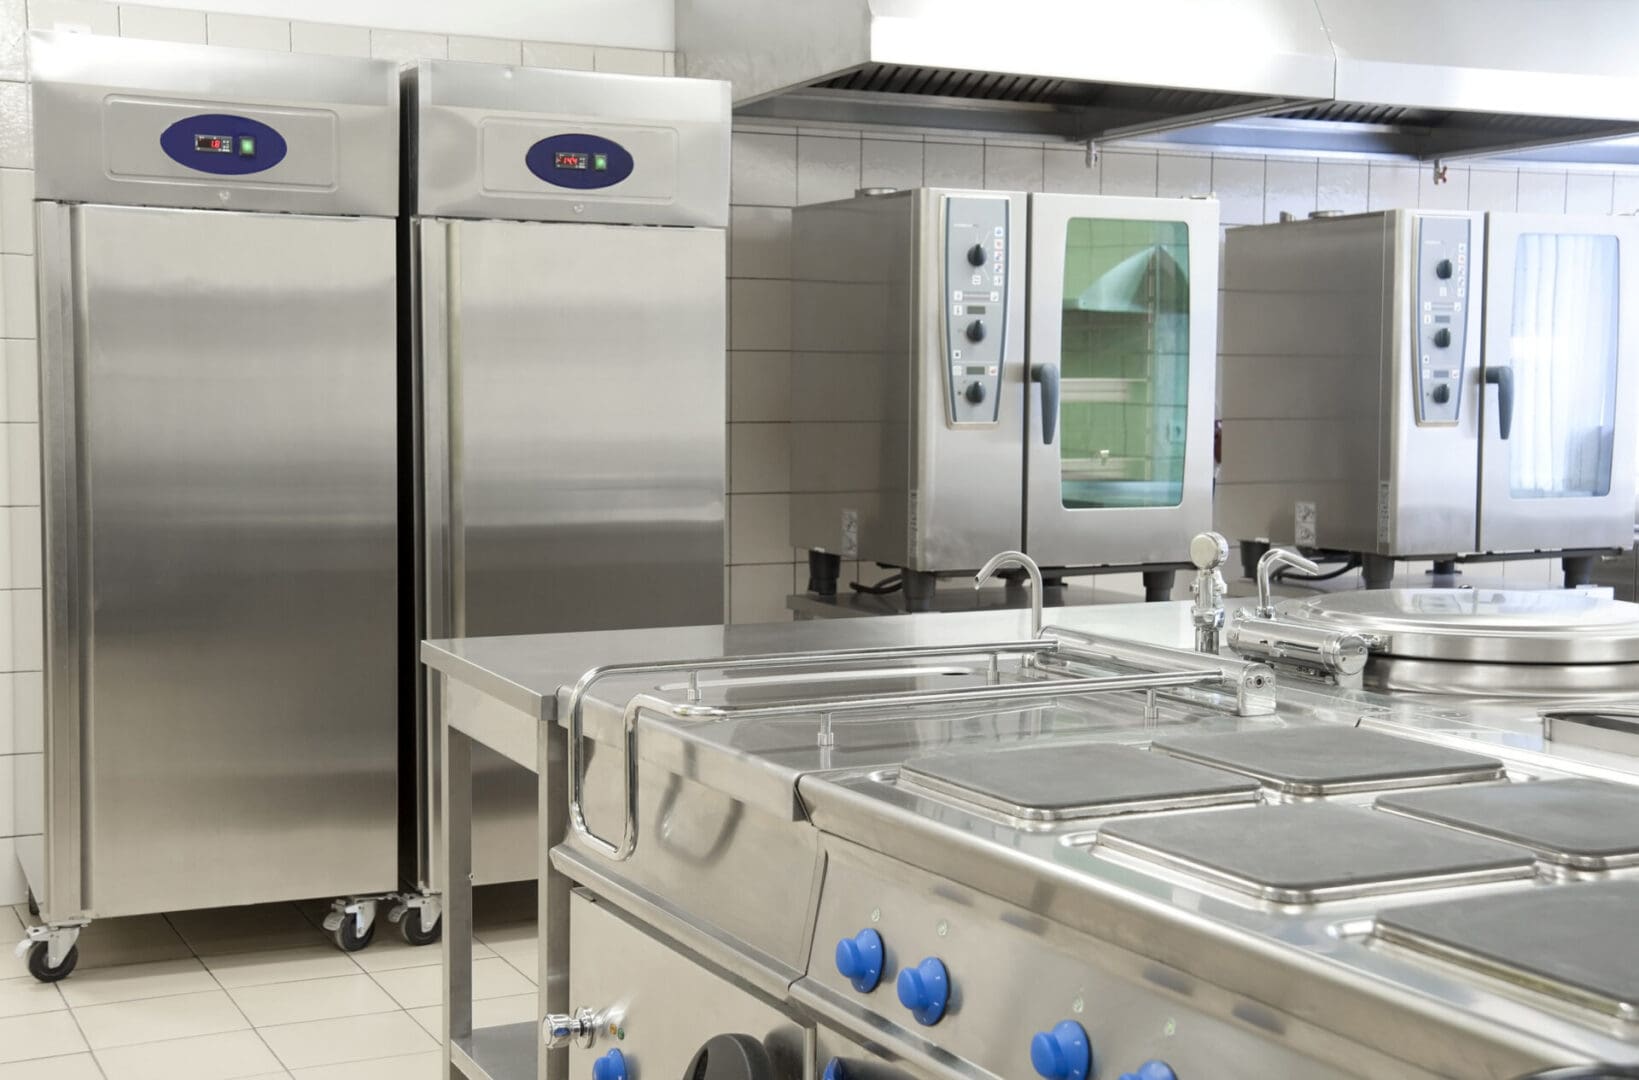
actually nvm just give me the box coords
[565,641,1227,861]
[1040,623,1278,716]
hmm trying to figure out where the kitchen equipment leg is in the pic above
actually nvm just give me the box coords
[1238,539,1270,581]
[1363,554,1395,589]
[1563,555,1596,588]
[442,699,474,1078]
[806,551,841,598]
[902,570,937,611]
[1143,569,1177,602]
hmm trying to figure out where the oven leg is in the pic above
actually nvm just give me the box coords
[1141,569,1177,602]
[806,550,841,597]
[1563,554,1596,589]
[1362,554,1395,590]
[902,570,937,612]
[1238,539,1269,581]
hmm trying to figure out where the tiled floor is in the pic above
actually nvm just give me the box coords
[0,888,536,1078]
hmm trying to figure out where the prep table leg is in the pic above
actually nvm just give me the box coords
[540,717,569,1080]
[441,687,474,1078]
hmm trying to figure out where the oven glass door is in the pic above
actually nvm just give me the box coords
[1024,194,1218,568]
[1477,213,1639,553]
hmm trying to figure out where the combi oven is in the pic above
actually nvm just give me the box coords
[1217,209,1639,588]
[790,187,1220,609]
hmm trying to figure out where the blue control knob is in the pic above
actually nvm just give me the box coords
[591,1049,627,1080]
[823,1058,847,1080]
[896,957,950,1025]
[834,929,884,993]
[1030,1020,1092,1080]
[1119,1061,1177,1080]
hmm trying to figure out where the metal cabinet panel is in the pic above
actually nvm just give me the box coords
[50,204,399,916]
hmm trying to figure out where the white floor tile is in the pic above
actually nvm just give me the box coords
[290,1049,440,1080]
[0,1052,102,1078]
[228,973,397,1028]
[258,1012,436,1070]
[0,905,23,942]
[0,1010,88,1063]
[73,989,248,1050]
[0,972,65,1018]
[203,945,360,990]
[58,957,216,1008]
[59,914,192,971]
[346,935,486,973]
[95,1029,283,1080]
[167,905,323,957]
[407,992,534,1039]
[369,956,531,1011]
[471,921,534,950]
[488,941,537,983]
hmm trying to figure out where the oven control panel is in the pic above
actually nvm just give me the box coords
[1414,217,1471,425]
[943,196,1011,426]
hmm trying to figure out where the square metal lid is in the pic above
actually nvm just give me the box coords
[1376,882,1639,1018]
[1097,802,1536,903]
[899,742,1261,821]
[1149,726,1506,795]
[1377,778,1639,869]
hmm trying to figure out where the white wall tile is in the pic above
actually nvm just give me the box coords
[0,671,42,754]
[1262,158,1317,222]
[1156,153,1210,199]
[860,136,921,191]
[1419,164,1468,210]
[0,252,31,338]
[730,131,796,207]
[1566,172,1615,215]
[1316,161,1368,215]
[1468,168,1518,211]
[370,27,446,63]
[795,134,860,206]
[728,279,790,350]
[289,20,369,57]
[1211,156,1265,225]
[728,493,791,564]
[0,836,23,904]
[0,338,35,423]
[1367,162,1418,211]
[1517,170,1567,213]
[728,563,793,624]
[983,143,1042,192]
[663,50,675,76]
[0,756,14,835]
[0,168,30,256]
[28,0,116,34]
[922,141,983,189]
[206,12,289,51]
[1100,151,1156,196]
[0,80,29,170]
[0,0,26,81]
[0,587,41,671]
[1616,173,1639,213]
[118,4,203,43]
[727,205,790,279]
[593,46,663,75]
[1043,146,1098,194]
[446,35,519,65]
[728,352,789,423]
[521,40,594,71]
[0,506,39,588]
[3,421,37,506]
[728,423,790,494]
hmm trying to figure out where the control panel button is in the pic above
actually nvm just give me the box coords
[1030,1020,1092,1080]
[966,319,987,343]
[1431,384,1451,405]
[967,243,987,267]
[965,383,987,405]
[823,1059,846,1080]
[1118,1062,1176,1080]
[896,957,949,1025]
[1432,327,1452,348]
[1435,258,1453,279]
[592,1049,628,1080]
[834,929,884,993]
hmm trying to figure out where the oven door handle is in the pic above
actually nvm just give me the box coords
[1030,362,1060,444]
[1484,366,1514,440]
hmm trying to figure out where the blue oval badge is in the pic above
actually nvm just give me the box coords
[160,114,287,176]
[524,133,633,190]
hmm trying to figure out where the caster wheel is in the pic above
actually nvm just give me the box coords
[332,915,376,953]
[26,890,39,918]
[26,941,78,983]
[399,913,441,947]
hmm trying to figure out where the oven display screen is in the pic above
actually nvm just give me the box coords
[554,151,610,172]
[194,134,255,157]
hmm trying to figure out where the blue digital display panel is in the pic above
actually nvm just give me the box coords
[159,113,287,175]
[524,133,633,189]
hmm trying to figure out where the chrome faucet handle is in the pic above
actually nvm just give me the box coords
[975,550,1043,640]
[544,1006,603,1050]
[1255,547,1321,619]
[1189,532,1230,653]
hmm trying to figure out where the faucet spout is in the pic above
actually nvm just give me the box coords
[975,550,1043,640]
[1255,547,1322,619]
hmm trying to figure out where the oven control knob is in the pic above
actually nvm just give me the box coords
[1433,327,1452,348]
[967,243,987,266]
[823,1059,846,1080]
[591,1049,627,1080]
[1431,383,1451,405]
[834,929,884,993]
[1435,258,1453,279]
[965,382,987,405]
[1118,1061,1177,1080]
[896,957,949,1025]
[1030,1020,1092,1080]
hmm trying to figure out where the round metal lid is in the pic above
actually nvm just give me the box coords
[1274,588,1639,666]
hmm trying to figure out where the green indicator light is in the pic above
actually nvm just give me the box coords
[593,153,608,171]
[238,137,255,157]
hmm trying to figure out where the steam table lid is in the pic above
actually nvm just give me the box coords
[1273,588,1639,665]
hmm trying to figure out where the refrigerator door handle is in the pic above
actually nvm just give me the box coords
[1484,366,1515,440]
[1031,362,1061,445]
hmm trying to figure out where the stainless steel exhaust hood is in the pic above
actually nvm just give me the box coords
[677,0,1639,164]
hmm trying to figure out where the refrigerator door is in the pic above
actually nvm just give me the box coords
[423,217,726,885]
[1024,194,1219,568]
[1478,213,1639,553]
[42,204,399,916]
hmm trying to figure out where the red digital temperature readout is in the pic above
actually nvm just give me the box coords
[554,151,589,170]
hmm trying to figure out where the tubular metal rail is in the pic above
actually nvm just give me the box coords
[565,636,1273,862]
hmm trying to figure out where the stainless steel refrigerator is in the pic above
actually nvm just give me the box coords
[403,61,729,903]
[18,33,401,979]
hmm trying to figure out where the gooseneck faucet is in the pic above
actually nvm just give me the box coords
[1255,546,1322,619]
[975,550,1043,640]
[1189,532,1230,653]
